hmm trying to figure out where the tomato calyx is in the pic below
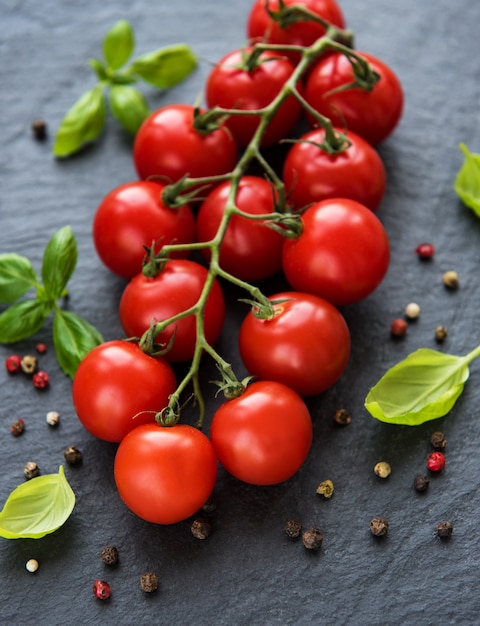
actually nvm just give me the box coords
[240,297,292,321]
[212,363,253,400]
[265,0,331,32]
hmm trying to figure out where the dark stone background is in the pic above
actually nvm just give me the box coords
[2,1,480,624]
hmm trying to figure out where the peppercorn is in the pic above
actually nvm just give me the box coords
[415,242,435,260]
[333,408,351,426]
[191,518,212,540]
[443,270,459,289]
[374,462,391,479]
[404,302,420,320]
[430,431,447,450]
[46,410,60,427]
[140,572,159,593]
[10,418,25,437]
[5,355,22,374]
[426,451,446,472]
[93,579,111,600]
[35,342,48,354]
[390,318,408,337]
[64,445,82,465]
[316,479,334,498]
[31,119,47,140]
[413,474,429,492]
[302,527,323,550]
[25,559,39,573]
[32,371,49,389]
[435,325,448,342]
[436,521,453,538]
[370,516,388,537]
[24,461,40,480]
[101,545,119,566]
[201,495,217,515]
[284,519,302,539]
[21,355,38,375]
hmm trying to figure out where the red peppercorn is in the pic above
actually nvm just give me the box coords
[5,355,22,374]
[35,343,48,354]
[93,579,111,600]
[390,319,408,337]
[32,371,49,389]
[415,242,435,259]
[426,451,446,472]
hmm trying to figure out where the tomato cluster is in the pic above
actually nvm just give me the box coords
[74,0,404,525]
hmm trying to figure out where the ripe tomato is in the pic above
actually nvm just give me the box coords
[304,51,404,145]
[72,340,176,443]
[92,180,196,279]
[119,259,226,363]
[282,127,386,212]
[239,291,350,396]
[205,47,302,147]
[282,199,390,306]
[133,103,238,184]
[210,381,312,485]
[114,423,218,524]
[196,176,285,282]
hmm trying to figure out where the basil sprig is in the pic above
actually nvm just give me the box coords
[0,226,103,378]
[53,20,197,157]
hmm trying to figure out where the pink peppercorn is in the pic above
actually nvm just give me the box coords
[426,451,446,472]
[93,579,111,600]
[390,319,408,337]
[32,371,49,389]
[415,242,435,259]
[5,355,22,374]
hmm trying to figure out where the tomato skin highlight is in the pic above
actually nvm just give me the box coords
[72,341,176,443]
[239,291,350,396]
[282,127,386,212]
[282,198,390,306]
[114,423,218,525]
[119,259,226,363]
[210,381,313,486]
[92,180,196,279]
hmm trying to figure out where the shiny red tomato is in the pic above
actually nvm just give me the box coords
[210,381,313,485]
[239,291,350,396]
[119,259,226,363]
[205,47,302,147]
[114,423,218,524]
[282,127,386,212]
[92,180,196,279]
[72,340,176,443]
[133,103,238,184]
[196,176,285,282]
[282,199,390,306]
[304,51,404,145]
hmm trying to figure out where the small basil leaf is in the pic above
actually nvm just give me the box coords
[0,253,38,304]
[0,299,52,343]
[41,226,78,299]
[454,143,480,216]
[365,348,471,426]
[88,57,108,81]
[53,310,104,378]
[129,43,197,89]
[103,20,134,71]
[109,85,149,134]
[53,85,107,157]
[0,466,75,539]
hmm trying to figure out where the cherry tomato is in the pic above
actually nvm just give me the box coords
[114,423,218,524]
[304,51,404,145]
[119,259,226,363]
[282,199,390,306]
[282,127,386,212]
[205,47,302,147]
[92,180,196,279]
[210,381,313,485]
[72,340,176,443]
[196,176,285,282]
[133,103,238,184]
[239,291,350,396]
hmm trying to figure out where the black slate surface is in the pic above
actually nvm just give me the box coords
[2,1,480,624]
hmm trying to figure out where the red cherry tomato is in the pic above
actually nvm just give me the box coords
[114,423,218,524]
[133,103,238,184]
[239,291,350,396]
[92,180,196,279]
[282,198,390,306]
[304,51,404,145]
[196,176,285,282]
[282,127,386,212]
[119,259,226,363]
[209,381,313,485]
[205,47,303,147]
[72,340,176,443]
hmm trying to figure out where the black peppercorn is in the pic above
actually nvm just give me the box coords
[24,461,40,480]
[302,527,323,550]
[333,408,351,426]
[284,519,302,539]
[10,419,25,437]
[430,431,447,450]
[101,545,119,566]
[31,119,47,140]
[413,474,429,492]
[370,516,388,537]
[140,572,159,593]
[64,445,82,465]
[191,518,212,540]
[436,521,453,538]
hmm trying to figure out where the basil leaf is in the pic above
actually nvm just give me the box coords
[0,299,52,343]
[53,309,104,378]
[454,143,480,216]
[129,43,197,89]
[103,20,134,70]
[0,466,75,539]
[53,85,107,157]
[109,85,149,134]
[0,253,38,304]
[41,226,78,299]
[365,348,470,426]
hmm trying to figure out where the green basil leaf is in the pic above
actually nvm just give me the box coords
[109,85,149,134]
[41,226,78,300]
[53,85,107,157]
[0,253,38,304]
[53,309,103,378]
[454,143,480,216]
[129,43,197,89]
[0,299,52,343]
[365,348,471,426]
[0,466,75,539]
[88,57,108,81]
[103,20,134,71]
